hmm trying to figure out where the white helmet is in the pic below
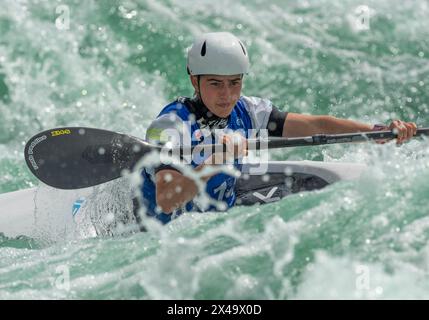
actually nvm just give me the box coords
[187,32,249,76]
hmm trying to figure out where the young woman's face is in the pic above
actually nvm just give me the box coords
[191,74,243,118]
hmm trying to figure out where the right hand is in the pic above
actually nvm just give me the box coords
[373,121,417,145]
[388,120,417,144]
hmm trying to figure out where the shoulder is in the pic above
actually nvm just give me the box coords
[158,97,191,118]
[237,96,274,130]
[240,96,273,112]
[146,97,192,143]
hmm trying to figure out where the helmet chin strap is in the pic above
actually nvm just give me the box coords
[196,76,204,105]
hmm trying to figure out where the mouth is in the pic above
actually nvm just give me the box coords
[216,103,230,108]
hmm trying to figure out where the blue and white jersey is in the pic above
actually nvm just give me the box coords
[140,96,279,224]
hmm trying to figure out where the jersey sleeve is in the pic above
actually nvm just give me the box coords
[146,112,189,145]
[267,105,288,137]
[145,113,191,175]
[241,96,288,137]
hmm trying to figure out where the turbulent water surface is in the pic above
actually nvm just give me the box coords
[1,0,429,299]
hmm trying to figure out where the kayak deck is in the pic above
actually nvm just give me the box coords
[236,161,366,205]
[0,161,367,239]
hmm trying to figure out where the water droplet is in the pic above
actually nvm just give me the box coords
[105,213,115,223]
[284,167,293,176]
[132,144,141,153]
[375,286,383,295]
[164,173,173,182]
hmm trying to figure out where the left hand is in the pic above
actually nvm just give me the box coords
[389,120,417,144]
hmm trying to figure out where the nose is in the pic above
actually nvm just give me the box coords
[219,84,231,98]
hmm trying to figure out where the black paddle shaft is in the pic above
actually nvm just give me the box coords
[254,128,429,149]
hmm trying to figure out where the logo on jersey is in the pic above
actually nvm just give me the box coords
[193,129,203,141]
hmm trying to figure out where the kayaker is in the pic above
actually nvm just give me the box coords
[140,31,417,224]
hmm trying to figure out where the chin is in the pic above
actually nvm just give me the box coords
[212,102,236,118]
[215,108,233,118]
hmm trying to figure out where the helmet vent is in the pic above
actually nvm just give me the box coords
[200,41,207,56]
[239,41,246,55]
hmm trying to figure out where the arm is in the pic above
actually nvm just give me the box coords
[155,155,222,214]
[245,97,414,141]
[282,113,372,137]
[156,169,199,214]
[282,113,417,143]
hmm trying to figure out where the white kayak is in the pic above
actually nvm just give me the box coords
[0,161,367,239]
